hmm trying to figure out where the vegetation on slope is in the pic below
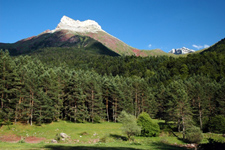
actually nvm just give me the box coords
[0,37,225,149]
[0,31,119,56]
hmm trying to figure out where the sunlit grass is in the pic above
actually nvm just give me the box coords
[1,120,223,150]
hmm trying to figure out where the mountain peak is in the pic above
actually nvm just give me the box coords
[169,47,195,55]
[53,15,103,33]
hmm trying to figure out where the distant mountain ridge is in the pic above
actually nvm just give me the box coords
[0,16,169,57]
[169,47,195,55]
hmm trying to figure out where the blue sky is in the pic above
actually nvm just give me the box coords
[0,0,225,52]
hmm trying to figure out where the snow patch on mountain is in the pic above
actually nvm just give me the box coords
[52,16,103,33]
[169,47,195,55]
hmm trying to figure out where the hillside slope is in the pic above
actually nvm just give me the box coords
[0,30,119,56]
[200,38,225,54]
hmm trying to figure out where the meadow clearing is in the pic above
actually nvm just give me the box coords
[1,120,223,150]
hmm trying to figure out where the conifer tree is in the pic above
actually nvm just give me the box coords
[0,50,21,122]
[166,80,192,139]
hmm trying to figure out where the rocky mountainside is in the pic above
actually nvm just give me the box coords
[0,16,167,57]
[54,15,103,33]
[169,47,195,55]
[0,30,119,56]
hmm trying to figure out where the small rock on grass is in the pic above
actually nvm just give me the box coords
[51,139,58,143]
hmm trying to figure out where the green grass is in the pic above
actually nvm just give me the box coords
[0,142,190,150]
[0,121,199,150]
[0,121,122,142]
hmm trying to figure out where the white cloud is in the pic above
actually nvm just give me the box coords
[204,44,210,48]
[148,44,152,48]
[192,44,209,49]
[192,44,203,49]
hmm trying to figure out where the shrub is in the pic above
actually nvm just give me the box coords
[137,112,160,137]
[5,120,12,130]
[93,116,101,123]
[18,139,26,143]
[55,133,61,142]
[185,126,203,144]
[118,111,141,140]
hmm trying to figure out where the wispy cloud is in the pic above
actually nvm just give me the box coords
[192,44,203,49]
[192,44,209,49]
[148,44,152,48]
[203,44,210,48]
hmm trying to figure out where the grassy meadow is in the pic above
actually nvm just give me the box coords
[0,120,195,150]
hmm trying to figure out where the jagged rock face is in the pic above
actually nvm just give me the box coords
[53,16,103,33]
[169,47,195,55]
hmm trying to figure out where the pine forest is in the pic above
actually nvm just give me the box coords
[1,38,225,135]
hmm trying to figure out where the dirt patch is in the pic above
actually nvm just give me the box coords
[0,134,45,143]
[88,139,99,144]
[0,134,21,143]
[25,136,45,143]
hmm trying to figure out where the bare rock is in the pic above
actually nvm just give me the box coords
[53,16,103,33]
[60,133,69,139]
[51,139,57,143]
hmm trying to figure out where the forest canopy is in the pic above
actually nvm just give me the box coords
[0,40,225,134]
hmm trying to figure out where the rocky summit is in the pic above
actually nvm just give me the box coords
[52,16,103,33]
[169,47,195,55]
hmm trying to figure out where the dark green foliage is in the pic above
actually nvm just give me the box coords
[198,138,225,150]
[185,126,203,144]
[0,119,3,127]
[5,120,12,130]
[137,112,160,137]
[93,116,101,123]
[201,38,225,54]
[0,36,225,133]
[55,133,61,142]
[208,115,225,134]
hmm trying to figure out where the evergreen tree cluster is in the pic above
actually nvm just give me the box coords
[0,50,158,125]
[0,45,225,135]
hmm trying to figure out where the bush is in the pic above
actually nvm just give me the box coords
[185,126,203,144]
[118,111,141,140]
[208,115,225,134]
[93,116,101,123]
[55,133,61,142]
[137,112,160,137]
[18,139,26,143]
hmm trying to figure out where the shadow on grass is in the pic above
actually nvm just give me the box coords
[44,145,141,150]
[151,142,193,150]
[109,134,128,141]
[44,142,192,150]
